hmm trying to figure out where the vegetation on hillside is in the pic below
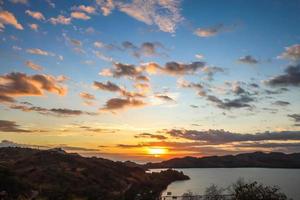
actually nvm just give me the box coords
[0,147,189,200]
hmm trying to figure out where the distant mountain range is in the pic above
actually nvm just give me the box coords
[0,147,188,200]
[145,152,300,169]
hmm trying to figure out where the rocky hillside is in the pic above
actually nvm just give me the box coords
[0,147,189,200]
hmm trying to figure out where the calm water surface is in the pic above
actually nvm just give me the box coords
[150,168,300,199]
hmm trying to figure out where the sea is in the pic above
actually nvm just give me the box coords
[150,168,300,200]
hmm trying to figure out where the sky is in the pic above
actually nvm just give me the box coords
[0,0,300,162]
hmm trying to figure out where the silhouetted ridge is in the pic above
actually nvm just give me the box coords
[145,151,300,168]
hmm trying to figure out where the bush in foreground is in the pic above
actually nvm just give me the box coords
[181,179,291,200]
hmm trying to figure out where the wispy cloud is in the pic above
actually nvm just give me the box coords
[26,48,53,56]
[0,120,31,132]
[96,0,183,33]
[25,61,44,71]
[9,103,97,117]
[166,129,300,143]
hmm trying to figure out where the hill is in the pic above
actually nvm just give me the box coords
[0,147,189,200]
[145,152,300,169]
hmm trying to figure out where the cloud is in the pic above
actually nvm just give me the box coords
[94,81,145,98]
[71,11,90,20]
[163,61,205,75]
[179,80,253,109]
[134,82,150,92]
[194,24,224,37]
[288,114,300,126]
[26,48,51,56]
[235,141,300,149]
[9,103,97,117]
[134,133,167,140]
[69,38,82,46]
[100,98,146,111]
[177,79,206,96]
[0,95,15,103]
[79,92,95,100]
[0,120,31,132]
[9,0,28,4]
[73,5,96,14]
[117,144,144,148]
[94,41,104,48]
[25,61,44,71]
[104,61,217,82]
[0,72,67,102]
[195,54,204,59]
[142,61,206,76]
[49,15,71,25]
[155,94,175,102]
[28,23,38,31]
[135,75,150,82]
[97,0,182,33]
[231,84,246,95]
[93,51,113,62]
[265,64,300,87]
[122,41,167,58]
[100,62,141,78]
[46,0,55,8]
[79,125,118,133]
[278,44,300,61]
[0,10,23,30]
[166,129,300,143]
[116,139,300,156]
[94,81,122,92]
[273,100,290,106]
[25,10,45,21]
[206,95,254,110]
[201,66,224,80]
[238,55,259,64]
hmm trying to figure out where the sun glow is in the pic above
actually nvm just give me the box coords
[148,147,167,156]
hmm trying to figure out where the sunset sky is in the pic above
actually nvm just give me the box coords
[0,0,300,162]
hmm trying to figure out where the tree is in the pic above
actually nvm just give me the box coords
[230,179,289,200]
[203,184,226,200]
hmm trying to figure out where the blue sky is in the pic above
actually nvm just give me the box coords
[0,0,300,162]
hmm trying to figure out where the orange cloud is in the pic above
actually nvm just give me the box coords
[100,98,146,111]
[0,10,23,30]
[26,48,51,56]
[71,11,90,20]
[75,5,96,14]
[79,92,95,100]
[25,61,43,71]
[0,72,67,102]
[25,10,45,21]
[28,23,38,31]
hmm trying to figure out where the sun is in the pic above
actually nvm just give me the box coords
[148,147,167,156]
